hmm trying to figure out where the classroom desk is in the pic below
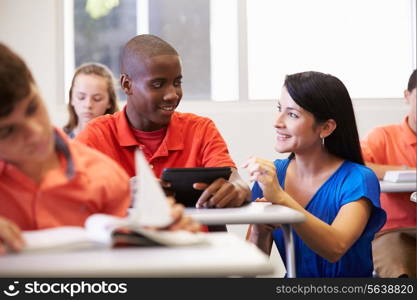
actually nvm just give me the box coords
[0,233,273,278]
[379,181,416,193]
[185,202,306,278]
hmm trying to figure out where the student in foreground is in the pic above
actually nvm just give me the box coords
[361,69,416,277]
[76,34,250,208]
[63,62,120,139]
[0,43,200,255]
[243,71,386,277]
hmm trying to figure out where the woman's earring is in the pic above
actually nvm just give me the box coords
[321,136,325,147]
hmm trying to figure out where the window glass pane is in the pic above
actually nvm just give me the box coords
[72,0,238,101]
[74,0,137,100]
[247,0,414,99]
[149,0,211,100]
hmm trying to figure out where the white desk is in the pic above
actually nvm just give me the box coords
[0,233,273,277]
[379,181,416,193]
[185,202,305,278]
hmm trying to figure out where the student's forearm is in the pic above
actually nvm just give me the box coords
[248,224,274,255]
[365,162,415,180]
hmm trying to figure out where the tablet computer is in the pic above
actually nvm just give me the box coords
[161,167,232,207]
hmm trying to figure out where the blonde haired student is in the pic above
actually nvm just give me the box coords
[63,62,119,138]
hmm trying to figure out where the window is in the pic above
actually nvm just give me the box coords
[143,0,212,100]
[246,0,415,99]
[72,0,136,100]
[67,0,416,101]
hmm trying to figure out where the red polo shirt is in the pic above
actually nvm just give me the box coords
[361,117,416,231]
[0,129,130,230]
[76,107,236,178]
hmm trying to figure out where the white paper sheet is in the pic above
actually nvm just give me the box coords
[130,149,173,227]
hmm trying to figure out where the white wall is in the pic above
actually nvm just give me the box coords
[0,0,66,125]
[0,0,411,277]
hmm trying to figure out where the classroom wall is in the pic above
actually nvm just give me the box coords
[0,0,66,122]
[0,0,410,277]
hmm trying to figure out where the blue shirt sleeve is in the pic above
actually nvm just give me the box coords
[339,164,386,234]
[339,165,380,207]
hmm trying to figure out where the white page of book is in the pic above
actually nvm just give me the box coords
[130,149,173,227]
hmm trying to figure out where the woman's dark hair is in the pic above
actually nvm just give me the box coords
[63,62,119,134]
[0,43,35,117]
[284,71,364,165]
[407,69,416,92]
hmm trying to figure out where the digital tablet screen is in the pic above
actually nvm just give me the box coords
[161,167,232,207]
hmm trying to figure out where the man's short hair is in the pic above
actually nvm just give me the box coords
[120,34,178,79]
[0,43,34,117]
[407,69,416,92]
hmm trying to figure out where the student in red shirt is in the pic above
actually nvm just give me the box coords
[0,43,200,255]
[76,34,250,208]
[361,69,416,277]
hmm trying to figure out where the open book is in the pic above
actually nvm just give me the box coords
[22,214,208,252]
[21,150,208,253]
[383,170,416,183]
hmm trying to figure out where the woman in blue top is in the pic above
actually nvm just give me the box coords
[243,71,386,277]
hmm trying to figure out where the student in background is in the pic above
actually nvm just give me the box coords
[243,71,386,277]
[0,43,200,255]
[361,69,416,277]
[63,63,119,138]
[76,34,250,209]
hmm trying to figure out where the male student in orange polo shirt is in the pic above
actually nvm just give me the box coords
[0,43,200,254]
[361,69,416,277]
[76,34,250,208]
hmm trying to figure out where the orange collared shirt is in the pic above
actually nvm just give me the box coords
[0,129,130,230]
[76,107,236,178]
[361,117,416,231]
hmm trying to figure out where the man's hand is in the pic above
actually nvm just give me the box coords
[0,217,25,255]
[195,168,250,208]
